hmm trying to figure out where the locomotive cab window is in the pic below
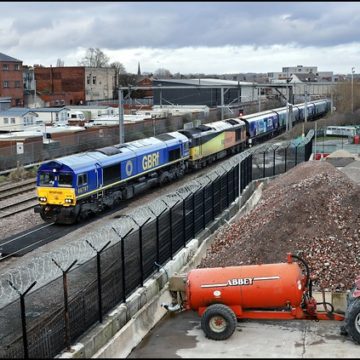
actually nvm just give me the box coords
[78,173,87,186]
[40,172,56,186]
[59,173,73,187]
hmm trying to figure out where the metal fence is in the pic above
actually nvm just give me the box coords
[0,131,314,358]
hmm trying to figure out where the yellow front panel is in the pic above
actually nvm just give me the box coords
[37,187,76,206]
[189,146,201,160]
[189,133,227,160]
[201,133,226,156]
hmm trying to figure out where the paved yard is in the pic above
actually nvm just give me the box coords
[128,311,359,358]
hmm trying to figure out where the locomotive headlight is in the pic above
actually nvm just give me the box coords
[65,198,73,204]
[39,197,47,202]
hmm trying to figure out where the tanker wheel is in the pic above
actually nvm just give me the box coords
[200,304,237,340]
[344,298,360,344]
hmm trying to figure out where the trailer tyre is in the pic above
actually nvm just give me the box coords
[201,304,237,340]
[344,298,360,344]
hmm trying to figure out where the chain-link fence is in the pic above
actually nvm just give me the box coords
[0,131,314,358]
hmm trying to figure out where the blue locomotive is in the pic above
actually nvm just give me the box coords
[35,132,190,224]
[34,99,331,224]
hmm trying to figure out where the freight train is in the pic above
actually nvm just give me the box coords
[34,99,331,224]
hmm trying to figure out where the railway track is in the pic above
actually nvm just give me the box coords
[0,178,37,218]
[0,160,225,259]
[0,138,290,258]
[0,178,36,197]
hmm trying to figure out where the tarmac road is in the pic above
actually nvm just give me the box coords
[128,305,359,358]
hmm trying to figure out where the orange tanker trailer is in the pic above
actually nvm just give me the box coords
[162,253,352,341]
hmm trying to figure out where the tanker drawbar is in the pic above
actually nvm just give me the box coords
[161,253,355,342]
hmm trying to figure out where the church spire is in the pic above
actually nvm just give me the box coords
[137,62,141,76]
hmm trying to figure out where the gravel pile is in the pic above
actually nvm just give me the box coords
[199,160,360,292]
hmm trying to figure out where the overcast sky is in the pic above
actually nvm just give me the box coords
[1,1,359,75]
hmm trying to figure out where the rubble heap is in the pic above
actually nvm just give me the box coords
[199,161,360,291]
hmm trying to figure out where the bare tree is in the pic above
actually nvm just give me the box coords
[112,73,146,99]
[111,61,127,94]
[56,58,64,67]
[173,72,186,79]
[154,68,172,79]
[110,61,126,75]
[78,47,110,67]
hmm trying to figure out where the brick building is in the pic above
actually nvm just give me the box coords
[0,52,24,107]
[136,77,153,98]
[34,66,86,106]
[34,66,116,106]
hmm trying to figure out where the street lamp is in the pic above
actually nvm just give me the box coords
[351,67,355,113]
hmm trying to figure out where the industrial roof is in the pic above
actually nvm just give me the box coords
[0,52,22,62]
[154,78,254,86]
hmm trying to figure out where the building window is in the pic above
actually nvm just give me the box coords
[92,76,96,85]
[87,75,90,85]
[11,118,15,124]
[15,81,20,88]
[4,118,9,124]
[2,64,8,71]
[15,64,20,70]
[3,81,8,88]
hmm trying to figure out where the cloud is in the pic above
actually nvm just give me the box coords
[105,43,360,75]
[0,2,359,74]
